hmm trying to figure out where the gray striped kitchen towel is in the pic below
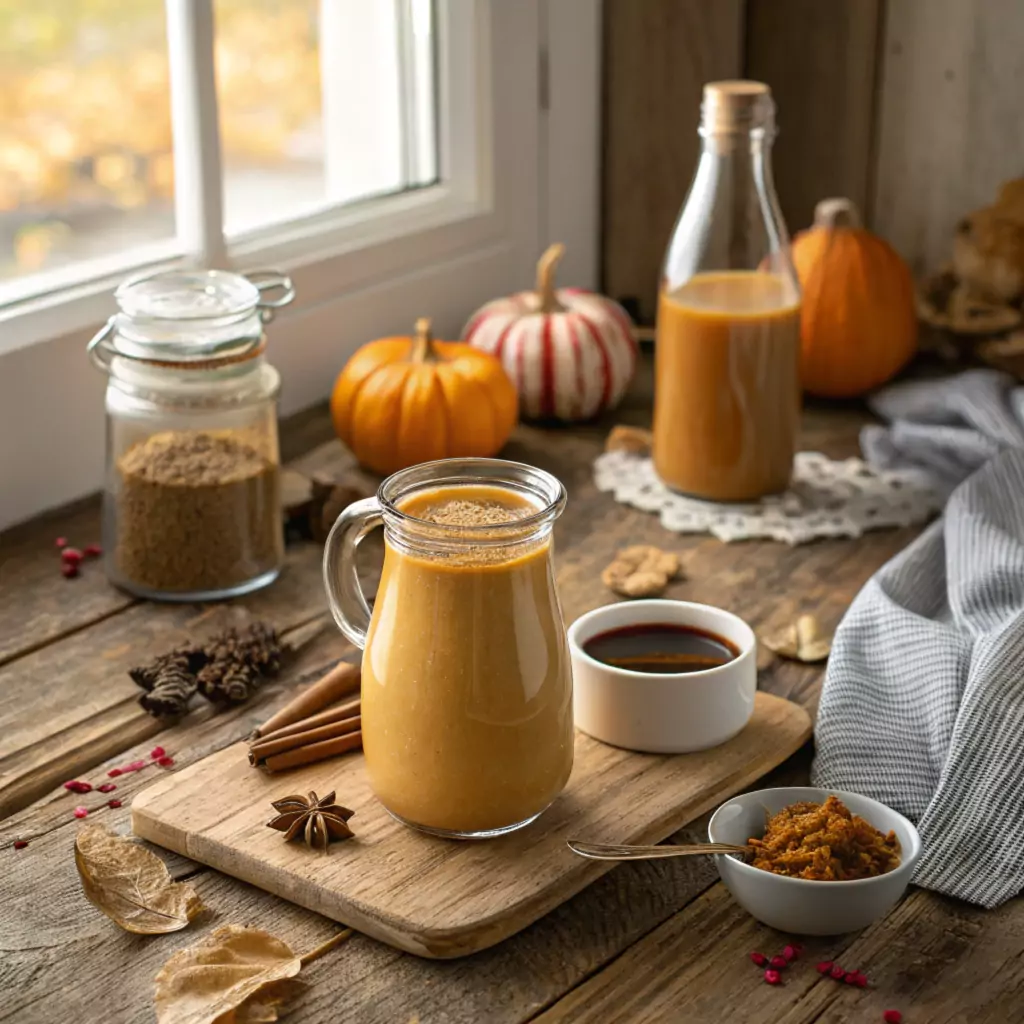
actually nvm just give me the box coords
[813,369,1024,907]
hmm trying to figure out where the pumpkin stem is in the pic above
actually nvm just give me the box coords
[410,317,437,363]
[536,243,567,313]
[813,198,863,230]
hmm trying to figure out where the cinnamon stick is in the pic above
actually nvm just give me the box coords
[260,731,363,772]
[256,695,361,744]
[253,660,361,738]
[248,714,362,764]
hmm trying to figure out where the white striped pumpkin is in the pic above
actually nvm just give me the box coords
[462,244,637,421]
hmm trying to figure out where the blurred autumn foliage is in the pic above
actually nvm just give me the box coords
[0,0,320,274]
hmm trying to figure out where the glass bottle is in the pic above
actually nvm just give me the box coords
[323,458,573,839]
[653,80,801,501]
[87,268,294,601]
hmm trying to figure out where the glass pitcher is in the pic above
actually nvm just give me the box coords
[323,458,573,839]
[653,80,801,501]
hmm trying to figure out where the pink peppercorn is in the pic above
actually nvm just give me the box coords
[73,807,88,819]
[126,760,147,771]
[816,961,834,974]
[846,971,868,988]
[769,955,788,970]
[108,767,123,777]
[157,756,175,767]
[13,840,28,850]
[61,563,79,579]
[97,783,117,793]
[830,965,847,980]
[83,544,102,558]
[55,536,68,548]
[763,969,782,985]
[63,780,92,793]
[782,944,800,961]
[150,746,166,759]
[61,547,84,566]
[749,952,767,967]
[108,799,122,809]
[883,1012,902,1024]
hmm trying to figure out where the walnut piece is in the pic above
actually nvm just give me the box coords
[602,544,682,598]
[761,614,832,664]
[605,425,653,455]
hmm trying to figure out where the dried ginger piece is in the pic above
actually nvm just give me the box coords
[604,425,653,455]
[602,545,681,598]
[761,613,832,663]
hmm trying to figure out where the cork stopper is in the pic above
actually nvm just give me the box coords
[700,80,775,135]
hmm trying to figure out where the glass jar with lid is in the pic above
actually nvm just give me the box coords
[88,268,294,602]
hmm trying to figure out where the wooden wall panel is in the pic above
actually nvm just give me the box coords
[873,0,1024,275]
[601,0,744,322]
[744,0,883,234]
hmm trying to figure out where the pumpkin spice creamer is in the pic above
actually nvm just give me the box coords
[654,81,801,501]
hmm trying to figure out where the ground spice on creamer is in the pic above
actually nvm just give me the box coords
[748,795,901,880]
[115,430,281,595]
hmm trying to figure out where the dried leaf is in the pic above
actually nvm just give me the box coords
[154,925,302,1024]
[761,614,832,664]
[75,825,204,934]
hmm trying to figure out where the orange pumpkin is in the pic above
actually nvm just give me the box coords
[792,198,917,398]
[330,318,519,475]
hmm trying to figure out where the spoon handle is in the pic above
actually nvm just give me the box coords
[567,839,750,861]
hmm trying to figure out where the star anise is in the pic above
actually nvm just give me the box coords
[265,791,355,852]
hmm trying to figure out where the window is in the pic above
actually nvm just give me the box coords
[0,0,600,530]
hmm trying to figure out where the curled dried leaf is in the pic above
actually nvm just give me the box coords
[602,544,682,598]
[605,425,653,455]
[154,925,302,1024]
[75,825,204,934]
[761,614,833,664]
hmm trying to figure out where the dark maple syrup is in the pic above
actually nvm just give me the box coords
[583,622,738,674]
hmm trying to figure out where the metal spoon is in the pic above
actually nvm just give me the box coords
[567,839,751,862]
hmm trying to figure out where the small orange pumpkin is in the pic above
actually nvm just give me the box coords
[330,318,519,475]
[792,198,917,398]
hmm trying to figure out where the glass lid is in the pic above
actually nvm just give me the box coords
[115,269,261,323]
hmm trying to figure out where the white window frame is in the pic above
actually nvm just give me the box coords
[0,0,601,531]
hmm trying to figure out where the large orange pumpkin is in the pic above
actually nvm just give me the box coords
[792,198,917,398]
[330,318,518,475]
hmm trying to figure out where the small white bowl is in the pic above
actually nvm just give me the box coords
[567,599,757,753]
[709,787,922,935]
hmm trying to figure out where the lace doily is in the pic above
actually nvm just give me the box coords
[594,451,942,545]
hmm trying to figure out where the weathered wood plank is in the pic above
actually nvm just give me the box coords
[601,0,745,321]
[744,0,883,232]
[873,0,1024,274]
[534,882,1024,1024]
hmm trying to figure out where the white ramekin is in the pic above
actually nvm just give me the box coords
[567,599,757,754]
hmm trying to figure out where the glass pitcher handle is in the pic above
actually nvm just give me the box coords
[322,497,383,650]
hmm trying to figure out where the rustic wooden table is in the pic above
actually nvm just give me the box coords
[2,362,1020,1023]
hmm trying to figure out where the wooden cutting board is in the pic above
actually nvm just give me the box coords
[132,691,810,958]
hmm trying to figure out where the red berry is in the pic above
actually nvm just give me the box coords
[150,746,166,759]
[847,971,869,988]
[55,536,68,548]
[749,952,767,966]
[63,780,92,793]
[61,563,79,579]
[108,768,123,777]
[769,955,788,970]
[830,965,847,980]
[782,944,799,961]
[83,543,102,558]
[61,547,84,566]
[126,760,147,771]
[97,783,117,793]
[816,961,834,974]
[764,969,782,985]
[73,807,88,819]
[157,756,175,767]
[13,840,28,850]
[883,1012,902,1024]
[108,799,123,809]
